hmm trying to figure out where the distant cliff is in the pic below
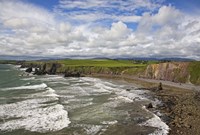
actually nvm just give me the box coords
[17,61,200,85]
[142,62,200,85]
[20,62,144,77]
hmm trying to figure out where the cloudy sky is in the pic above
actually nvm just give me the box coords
[0,0,200,59]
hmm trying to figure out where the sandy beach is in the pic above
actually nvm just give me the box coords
[90,74,200,135]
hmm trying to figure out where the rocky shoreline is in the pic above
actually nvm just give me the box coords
[89,74,200,135]
[21,63,82,77]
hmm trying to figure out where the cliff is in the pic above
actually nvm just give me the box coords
[20,61,145,77]
[143,62,200,85]
[18,60,200,85]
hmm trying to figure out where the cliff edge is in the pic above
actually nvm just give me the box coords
[142,62,200,85]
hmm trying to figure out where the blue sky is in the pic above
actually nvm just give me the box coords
[0,0,200,59]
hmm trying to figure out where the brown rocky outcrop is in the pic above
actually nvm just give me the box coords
[143,62,190,83]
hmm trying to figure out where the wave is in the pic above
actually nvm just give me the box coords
[109,96,133,103]
[36,76,65,82]
[45,87,59,97]
[19,68,28,71]
[0,98,70,132]
[116,90,148,102]
[101,120,118,125]
[140,106,169,135]
[79,77,99,82]
[84,125,103,135]
[21,77,35,81]
[3,83,47,90]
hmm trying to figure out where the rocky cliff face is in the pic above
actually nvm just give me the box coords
[20,62,134,77]
[143,62,190,83]
[21,62,62,75]
[20,61,200,85]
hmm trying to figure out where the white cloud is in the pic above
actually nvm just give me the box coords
[0,0,55,29]
[0,1,200,59]
[55,0,163,23]
[102,21,131,40]
[153,5,182,26]
[137,5,183,34]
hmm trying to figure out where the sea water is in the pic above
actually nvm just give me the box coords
[0,64,169,135]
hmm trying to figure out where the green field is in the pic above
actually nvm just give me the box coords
[189,61,200,85]
[18,59,147,76]
[47,59,147,67]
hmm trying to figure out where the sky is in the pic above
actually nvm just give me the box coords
[0,0,200,59]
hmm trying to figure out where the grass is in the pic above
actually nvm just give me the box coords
[189,61,200,85]
[54,59,146,67]
[21,59,148,75]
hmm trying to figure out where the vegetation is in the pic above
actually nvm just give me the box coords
[189,61,200,85]
[55,59,146,67]
[53,59,147,75]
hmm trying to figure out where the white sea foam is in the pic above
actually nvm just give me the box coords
[49,82,70,85]
[21,77,35,81]
[65,102,93,110]
[27,87,59,99]
[70,86,89,96]
[36,76,65,82]
[81,77,100,82]
[101,120,118,125]
[19,68,28,71]
[0,81,71,133]
[0,98,70,132]
[95,83,115,91]
[45,87,59,97]
[109,96,133,103]
[84,125,103,135]
[140,106,169,135]
[3,83,47,90]
[14,65,21,68]
[117,90,148,102]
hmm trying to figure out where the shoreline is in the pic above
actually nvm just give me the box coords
[89,74,200,135]
[15,64,200,135]
[89,73,200,91]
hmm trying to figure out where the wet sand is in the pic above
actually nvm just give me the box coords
[90,74,200,135]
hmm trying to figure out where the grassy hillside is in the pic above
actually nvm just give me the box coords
[17,59,148,76]
[53,59,147,75]
[51,59,146,67]
[189,61,200,85]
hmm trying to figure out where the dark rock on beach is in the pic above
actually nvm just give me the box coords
[25,67,32,73]
[146,103,153,109]
[64,71,81,77]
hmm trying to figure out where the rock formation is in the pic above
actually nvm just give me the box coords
[143,62,190,83]
[64,71,81,77]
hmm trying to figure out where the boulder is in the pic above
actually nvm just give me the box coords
[146,103,153,109]
[34,68,46,75]
[64,71,81,77]
[25,67,32,73]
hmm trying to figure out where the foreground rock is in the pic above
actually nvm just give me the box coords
[154,85,200,135]
[146,103,153,109]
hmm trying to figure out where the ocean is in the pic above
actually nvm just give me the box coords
[0,64,169,135]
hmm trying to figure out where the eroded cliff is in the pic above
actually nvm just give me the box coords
[142,61,200,85]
